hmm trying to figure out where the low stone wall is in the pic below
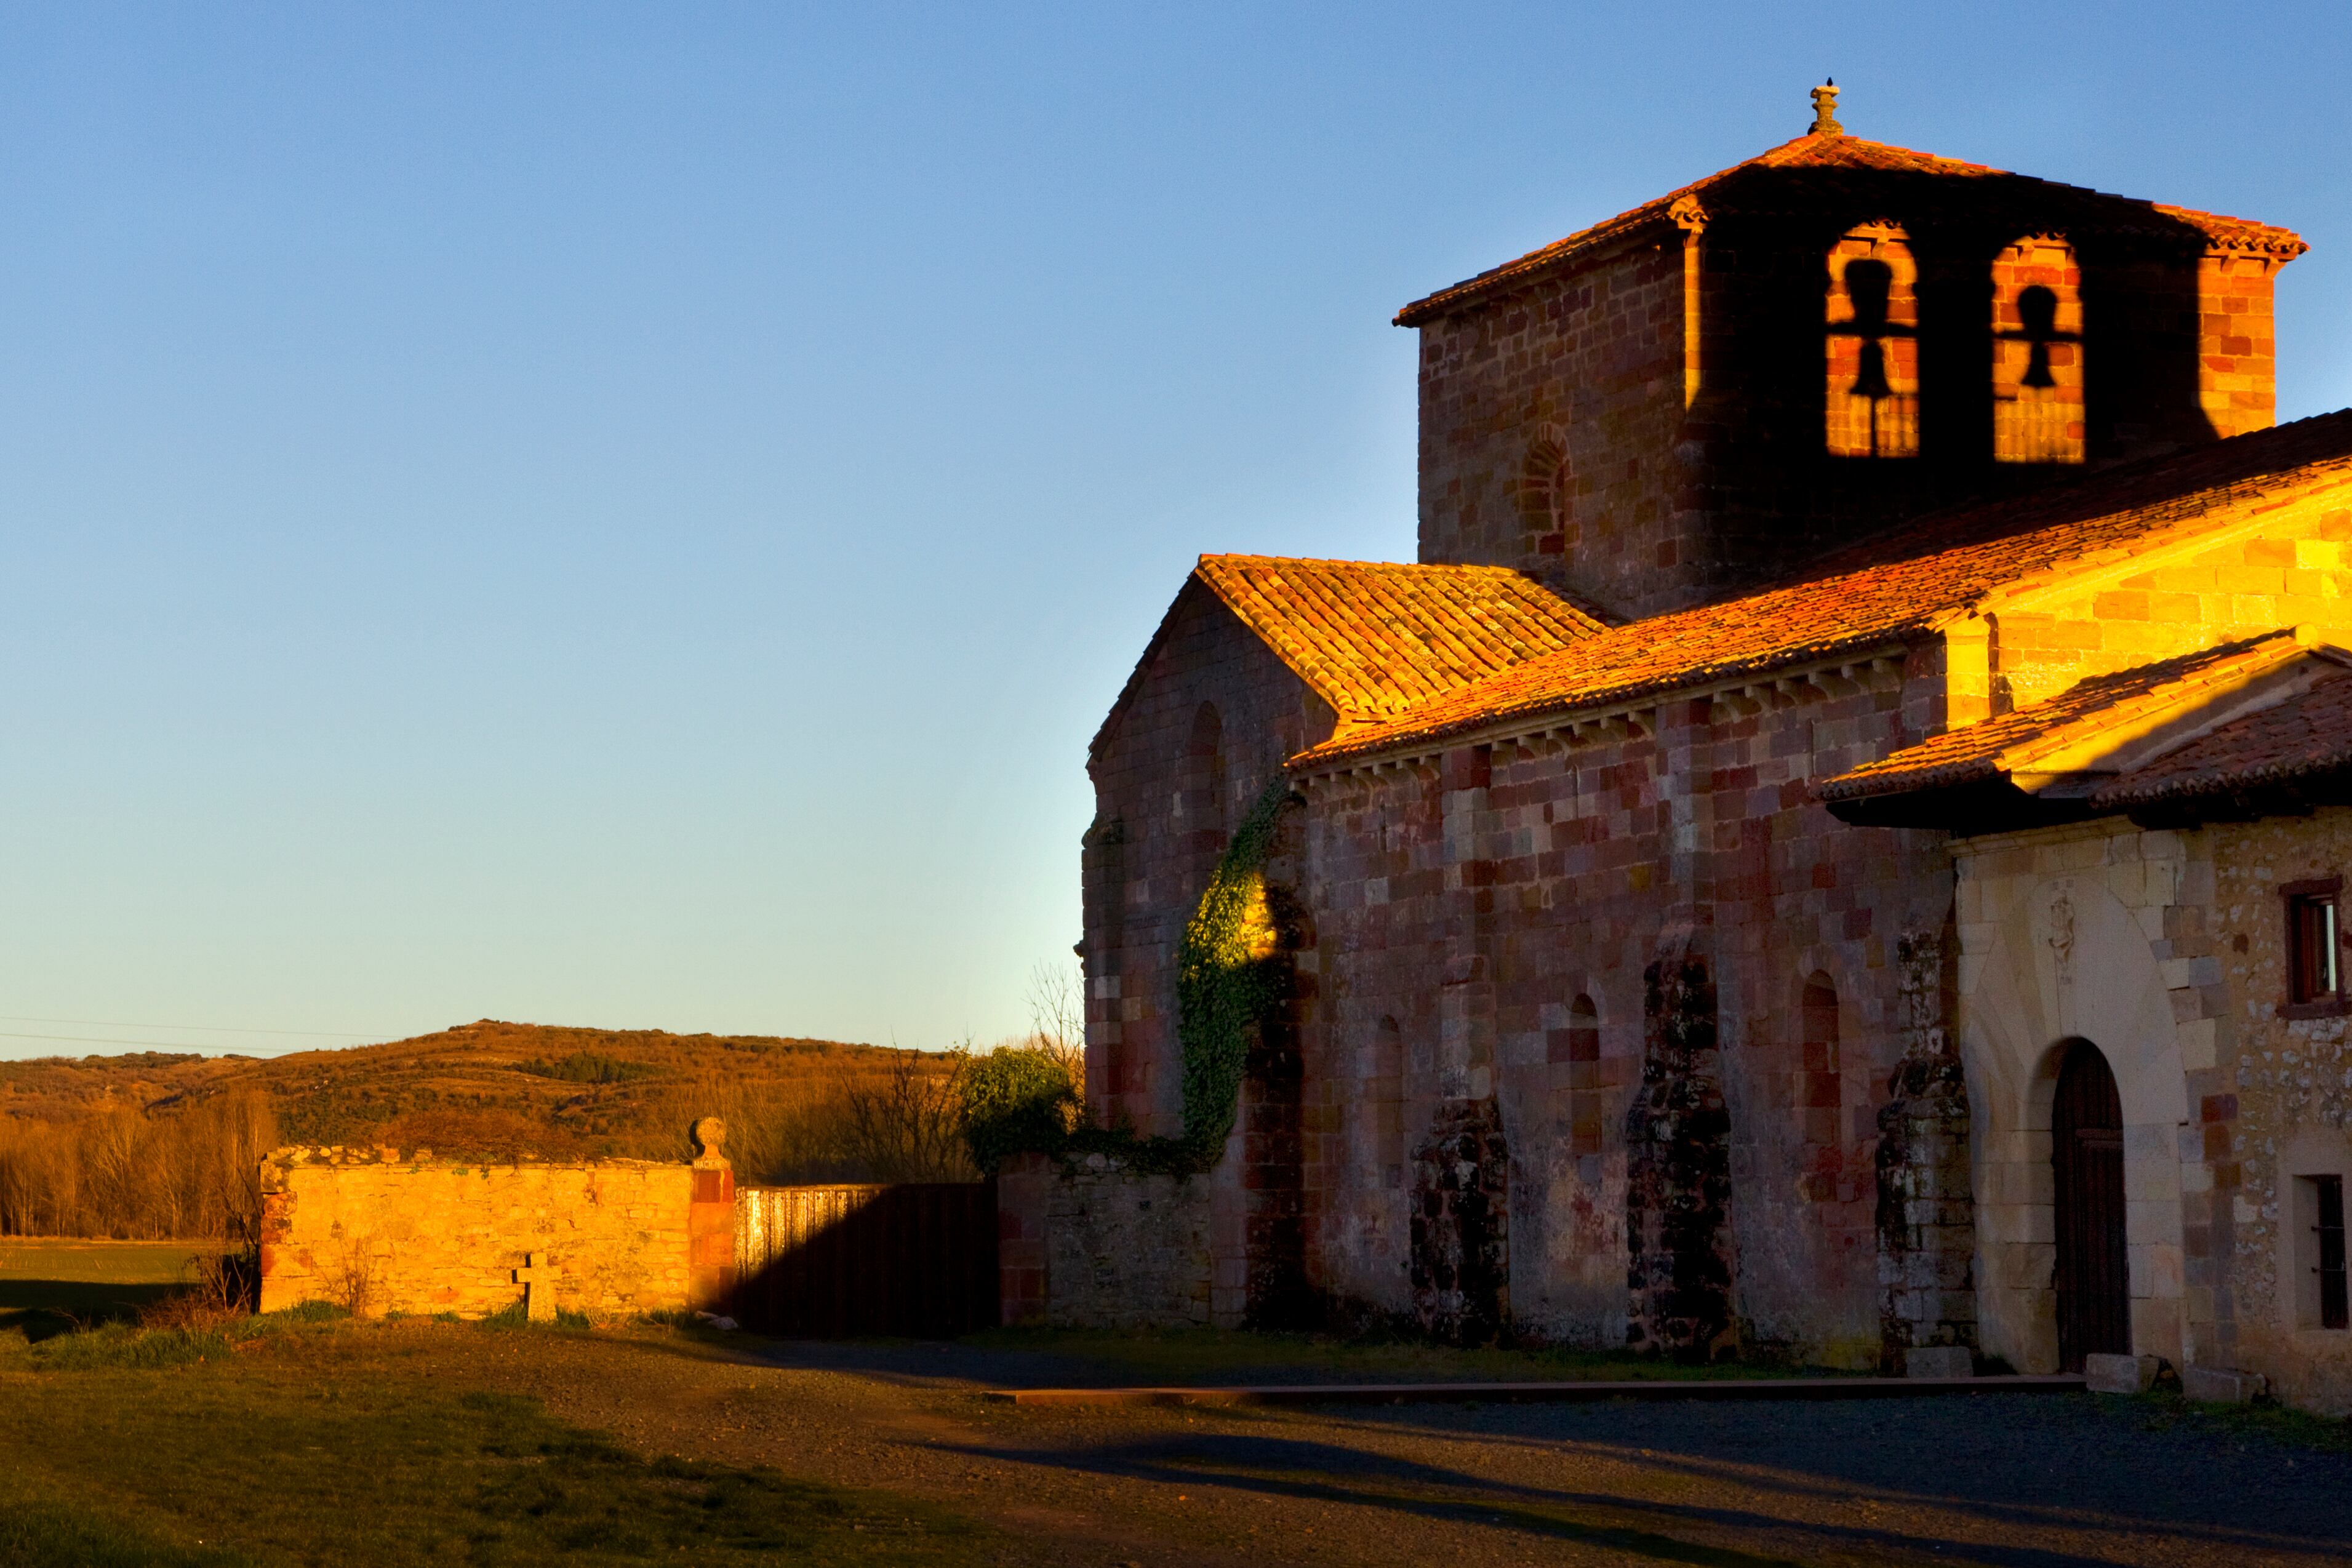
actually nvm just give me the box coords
[258,1137,734,1320]
[998,1151,1212,1329]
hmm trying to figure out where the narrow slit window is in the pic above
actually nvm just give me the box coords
[2288,889,2341,1005]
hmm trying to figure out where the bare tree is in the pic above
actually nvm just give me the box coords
[832,1050,978,1183]
[1025,958,1086,1084]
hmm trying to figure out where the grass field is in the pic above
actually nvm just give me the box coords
[0,1239,213,1283]
[0,1239,218,1340]
[0,1311,1001,1567]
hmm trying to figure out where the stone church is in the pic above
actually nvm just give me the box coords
[1001,86,2352,1413]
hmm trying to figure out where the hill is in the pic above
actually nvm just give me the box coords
[0,1020,959,1176]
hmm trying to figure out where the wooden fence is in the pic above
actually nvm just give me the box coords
[730,1183,998,1338]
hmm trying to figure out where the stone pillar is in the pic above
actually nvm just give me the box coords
[1625,949,1736,1360]
[255,1151,298,1314]
[996,1151,1053,1327]
[1874,929,1978,1370]
[687,1116,737,1312]
[1409,1096,1510,1344]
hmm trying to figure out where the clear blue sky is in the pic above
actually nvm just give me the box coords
[2,2,2347,1060]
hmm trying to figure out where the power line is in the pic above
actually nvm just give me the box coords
[0,1028,369,1054]
[0,1014,380,1038]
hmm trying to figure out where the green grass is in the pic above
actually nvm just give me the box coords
[0,1239,213,1284]
[966,1324,1864,1385]
[0,1499,248,1567]
[0,1319,998,1566]
[2125,1388,2352,1454]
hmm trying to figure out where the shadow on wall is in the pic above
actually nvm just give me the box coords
[1688,159,2273,582]
[730,1182,999,1339]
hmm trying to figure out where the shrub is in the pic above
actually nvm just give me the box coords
[959,1046,1081,1172]
[513,1052,662,1086]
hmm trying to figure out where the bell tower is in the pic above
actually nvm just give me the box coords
[1402,86,2304,622]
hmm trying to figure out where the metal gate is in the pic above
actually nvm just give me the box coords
[731,1183,998,1338]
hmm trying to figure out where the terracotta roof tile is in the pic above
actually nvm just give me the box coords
[1292,409,2352,769]
[2091,667,2352,809]
[1397,132,2305,327]
[1195,556,1606,724]
[1816,632,2310,802]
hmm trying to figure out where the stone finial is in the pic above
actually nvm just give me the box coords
[1810,79,1842,137]
[689,1116,729,1169]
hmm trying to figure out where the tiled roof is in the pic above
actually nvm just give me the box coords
[1195,556,1607,722]
[1396,132,2306,327]
[1293,410,2352,769]
[2092,666,2352,809]
[1816,633,2310,802]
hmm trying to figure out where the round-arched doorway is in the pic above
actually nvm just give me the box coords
[2052,1039,2130,1370]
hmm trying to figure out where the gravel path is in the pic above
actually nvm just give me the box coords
[461,1332,2352,1567]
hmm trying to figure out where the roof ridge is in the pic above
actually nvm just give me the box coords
[2090,663,2352,807]
[1814,630,2323,804]
[1985,632,2305,777]
[1778,408,2352,597]
[1291,410,2352,769]
[1397,132,2305,327]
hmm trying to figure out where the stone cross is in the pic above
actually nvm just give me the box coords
[513,1252,559,1323]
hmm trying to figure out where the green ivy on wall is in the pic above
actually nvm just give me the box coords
[1175,778,1297,1160]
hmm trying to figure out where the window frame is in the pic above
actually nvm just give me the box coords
[2281,876,2348,1019]
[2292,1172,2349,1332]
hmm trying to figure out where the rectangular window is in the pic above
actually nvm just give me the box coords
[2293,1174,2348,1330]
[2284,878,2345,1010]
[2320,1175,2348,1332]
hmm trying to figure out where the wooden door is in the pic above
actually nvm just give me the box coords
[2052,1040,2129,1371]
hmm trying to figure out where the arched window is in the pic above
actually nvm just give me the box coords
[1992,238,2085,465]
[1799,973,1841,1202]
[1518,426,1572,559]
[1176,702,1227,898]
[1825,225,1920,458]
[1180,702,1225,822]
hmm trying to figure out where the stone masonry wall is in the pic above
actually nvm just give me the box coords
[1874,929,1977,1367]
[1986,495,2352,713]
[2206,810,2352,1415]
[1953,809,2352,1414]
[998,1151,1213,1330]
[1300,648,1955,1361]
[1410,204,2284,626]
[1414,238,1688,620]
[258,1145,729,1320]
[1084,580,1332,1139]
[1954,822,2215,1377]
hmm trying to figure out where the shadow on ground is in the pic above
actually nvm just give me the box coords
[734,1337,2352,1568]
[0,1279,180,1342]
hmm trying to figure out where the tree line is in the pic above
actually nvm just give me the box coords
[0,1093,278,1241]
